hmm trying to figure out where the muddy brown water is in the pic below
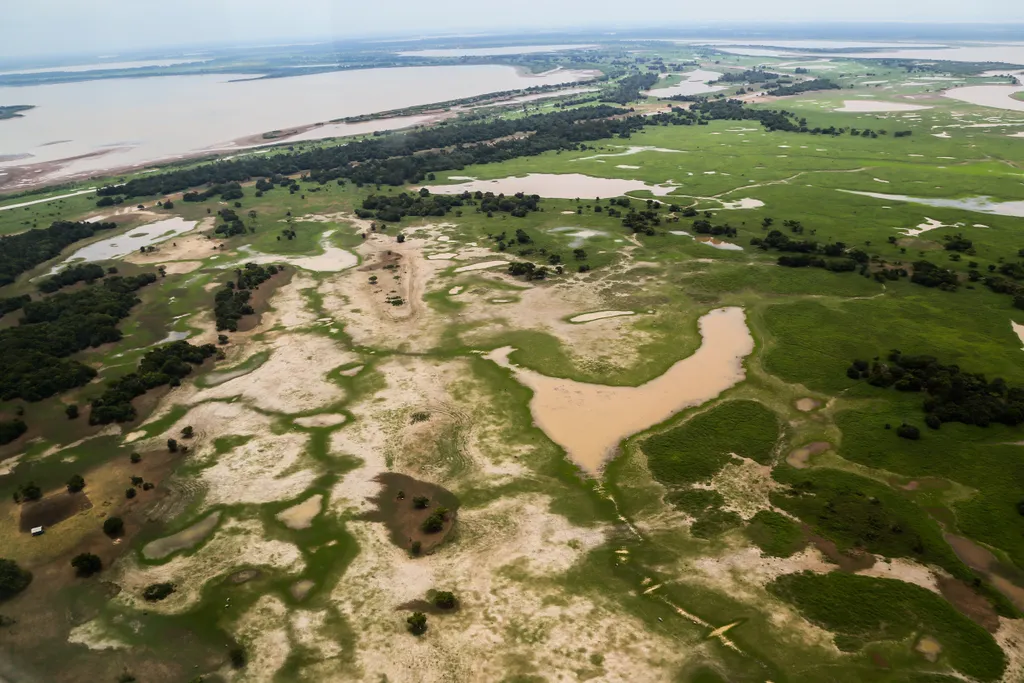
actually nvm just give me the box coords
[936,576,1000,632]
[786,442,831,469]
[945,532,1024,611]
[486,307,754,474]
[362,473,459,554]
[19,491,91,532]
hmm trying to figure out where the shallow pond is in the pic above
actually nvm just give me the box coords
[142,511,221,560]
[51,217,197,273]
[486,307,754,474]
[237,230,358,272]
[647,69,725,98]
[839,190,1024,218]
[425,173,679,199]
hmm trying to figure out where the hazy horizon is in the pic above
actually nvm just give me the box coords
[3,0,1024,60]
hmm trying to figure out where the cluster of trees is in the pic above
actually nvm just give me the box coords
[95,106,638,198]
[0,273,157,403]
[765,78,841,96]
[691,218,738,238]
[750,229,868,273]
[357,190,465,222]
[214,263,278,331]
[604,71,659,104]
[0,419,27,446]
[38,263,107,293]
[976,256,1024,309]
[421,506,450,533]
[0,559,31,601]
[910,260,959,291]
[507,262,550,281]
[713,69,780,84]
[846,350,1024,427]
[358,189,543,223]
[0,295,30,319]
[89,341,217,424]
[12,481,40,503]
[214,208,250,237]
[178,182,245,203]
[0,220,117,287]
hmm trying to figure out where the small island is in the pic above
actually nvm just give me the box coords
[0,105,35,120]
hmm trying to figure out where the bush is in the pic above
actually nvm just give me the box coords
[66,474,85,493]
[412,496,429,509]
[410,541,422,555]
[0,559,32,601]
[129,452,141,463]
[71,553,102,577]
[167,438,178,452]
[142,582,175,601]
[102,517,124,537]
[407,611,427,635]
[65,404,79,419]
[896,423,921,440]
[433,591,457,609]
[125,488,136,499]
[421,507,448,534]
[13,481,41,503]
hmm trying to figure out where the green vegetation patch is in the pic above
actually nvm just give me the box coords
[643,400,779,488]
[744,510,806,558]
[769,572,1006,681]
[772,468,968,580]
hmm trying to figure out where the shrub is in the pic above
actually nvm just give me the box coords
[102,517,124,537]
[71,553,102,577]
[130,452,141,463]
[0,559,32,601]
[410,541,422,555]
[407,611,427,635]
[142,583,175,601]
[125,488,137,499]
[167,438,178,452]
[434,591,457,609]
[896,423,921,440]
[65,404,79,419]
[13,482,41,503]
[412,496,429,509]
[66,474,85,493]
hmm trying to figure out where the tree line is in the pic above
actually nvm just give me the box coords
[0,220,117,287]
[38,263,108,293]
[0,273,157,403]
[95,106,637,198]
[214,263,279,331]
[847,350,1024,427]
[89,340,217,424]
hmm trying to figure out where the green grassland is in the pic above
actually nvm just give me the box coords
[1,49,1024,682]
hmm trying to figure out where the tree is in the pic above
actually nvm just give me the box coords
[167,438,178,453]
[66,474,85,493]
[13,482,41,503]
[125,487,137,499]
[896,423,921,440]
[397,234,405,243]
[181,426,194,439]
[407,611,427,635]
[0,559,32,601]
[103,517,124,537]
[412,496,429,509]
[434,591,457,609]
[65,404,79,419]
[410,541,422,555]
[130,452,141,463]
[71,553,102,577]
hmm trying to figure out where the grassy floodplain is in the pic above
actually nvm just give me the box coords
[0,40,1023,682]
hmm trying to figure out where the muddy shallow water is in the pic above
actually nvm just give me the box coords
[486,307,754,474]
[142,511,221,560]
[51,217,197,273]
[839,190,1024,218]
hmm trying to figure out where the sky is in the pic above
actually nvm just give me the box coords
[2,0,1023,59]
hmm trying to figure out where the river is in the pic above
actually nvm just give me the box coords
[0,65,593,188]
